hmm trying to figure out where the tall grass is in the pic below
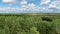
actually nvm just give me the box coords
[0,15,59,34]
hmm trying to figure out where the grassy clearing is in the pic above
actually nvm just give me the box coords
[0,15,60,34]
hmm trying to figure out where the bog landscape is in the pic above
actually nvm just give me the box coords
[0,0,60,34]
[0,14,60,34]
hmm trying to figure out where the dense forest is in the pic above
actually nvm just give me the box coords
[0,15,60,34]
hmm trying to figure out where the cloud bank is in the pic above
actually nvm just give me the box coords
[0,0,60,13]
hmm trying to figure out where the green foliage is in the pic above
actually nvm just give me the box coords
[0,15,59,34]
[30,27,39,34]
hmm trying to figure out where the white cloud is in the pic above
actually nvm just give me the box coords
[0,0,60,13]
[20,0,36,11]
[49,4,57,9]
[2,0,15,3]
[20,3,36,11]
[20,0,28,10]
[49,0,60,9]
[2,0,16,7]
[0,6,60,13]
[20,0,27,5]
[40,0,51,5]
[28,3,35,8]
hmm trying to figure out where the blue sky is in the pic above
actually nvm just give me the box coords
[0,0,40,8]
[0,0,60,13]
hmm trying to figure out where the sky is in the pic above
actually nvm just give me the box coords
[0,0,60,13]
